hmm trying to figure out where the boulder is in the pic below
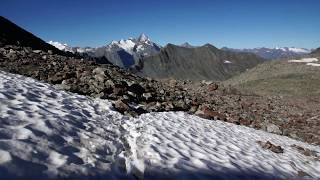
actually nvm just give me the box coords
[112,100,130,114]
[195,105,226,120]
[266,123,282,135]
[257,141,284,153]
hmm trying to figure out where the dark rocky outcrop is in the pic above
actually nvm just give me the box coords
[136,43,265,81]
[311,47,320,57]
[0,16,66,55]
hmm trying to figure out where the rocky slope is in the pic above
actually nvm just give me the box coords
[2,45,320,145]
[222,47,311,59]
[137,43,265,81]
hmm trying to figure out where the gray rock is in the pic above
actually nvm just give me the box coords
[266,123,282,135]
[142,92,152,101]
[32,50,42,53]
[92,67,106,75]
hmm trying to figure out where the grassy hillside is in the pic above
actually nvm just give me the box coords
[224,58,320,98]
[139,44,264,81]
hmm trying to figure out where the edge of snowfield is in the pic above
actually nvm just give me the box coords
[0,71,319,180]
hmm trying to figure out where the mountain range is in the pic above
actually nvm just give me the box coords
[50,36,311,68]
[1,15,317,83]
[48,33,161,68]
[222,47,311,59]
[136,43,265,81]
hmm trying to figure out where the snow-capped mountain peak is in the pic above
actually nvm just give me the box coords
[48,33,161,68]
[223,46,311,59]
[48,41,71,51]
[288,47,310,53]
[138,33,150,42]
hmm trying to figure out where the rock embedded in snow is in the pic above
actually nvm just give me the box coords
[257,141,284,153]
[113,100,130,114]
[266,123,282,135]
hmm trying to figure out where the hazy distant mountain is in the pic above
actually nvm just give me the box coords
[222,47,311,59]
[0,16,63,54]
[180,42,196,48]
[311,47,320,56]
[137,43,265,81]
[49,33,161,68]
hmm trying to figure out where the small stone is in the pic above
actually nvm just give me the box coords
[297,171,310,177]
[257,141,284,153]
[113,100,130,114]
[92,67,106,75]
[32,50,42,53]
[195,105,226,120]
[128,83,145,95]
[142,92,152,101]
[266,123,282,135]
[208,83,218,91]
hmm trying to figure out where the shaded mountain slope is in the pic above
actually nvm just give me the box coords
[0,16,63,54]
[311,47,320,57]
[138,44,265,81]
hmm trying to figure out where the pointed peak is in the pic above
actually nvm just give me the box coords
[138,33,149,42]
[180,42,194,48]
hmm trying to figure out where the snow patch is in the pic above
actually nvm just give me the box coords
[0,71,319,179]
[48,41,70,51]
[0,150,11,164]
[306,63,320,67]
[288,47,310,53]
[288,58,318,63]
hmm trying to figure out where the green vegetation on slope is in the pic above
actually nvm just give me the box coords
[224,59,320,98]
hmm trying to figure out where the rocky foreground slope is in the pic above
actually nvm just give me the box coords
[1,45,320,145]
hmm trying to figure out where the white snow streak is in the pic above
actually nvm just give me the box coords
[306,63,320,67]
[288,58,318,63]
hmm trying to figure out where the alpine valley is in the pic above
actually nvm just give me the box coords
[1,15,320,180]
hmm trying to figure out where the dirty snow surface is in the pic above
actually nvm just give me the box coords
[0,71,320,180]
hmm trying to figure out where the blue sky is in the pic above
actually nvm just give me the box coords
[1,0,319,48]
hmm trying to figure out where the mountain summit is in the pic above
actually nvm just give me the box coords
[49,33,161,68]
[138,33,150,42]
[138,43,265,81]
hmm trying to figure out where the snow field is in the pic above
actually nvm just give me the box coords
[0,71,319,179]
